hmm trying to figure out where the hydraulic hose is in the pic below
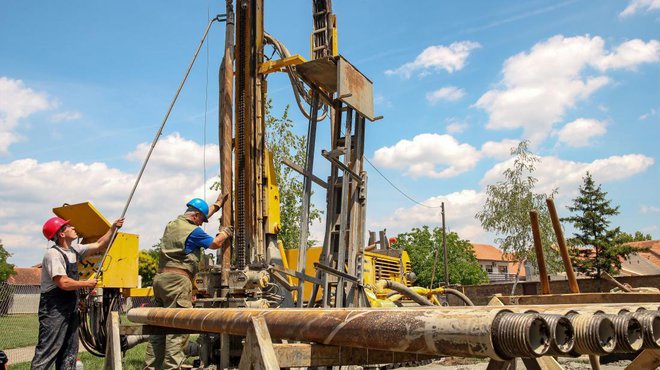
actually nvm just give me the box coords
[377,280,433,306]
[443,288,475,306]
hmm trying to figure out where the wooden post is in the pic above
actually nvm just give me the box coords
[546,198,580,294]
[625,349,660,370]
[238,316,280,370]
[104,311,122,370]
[530,210,550,295]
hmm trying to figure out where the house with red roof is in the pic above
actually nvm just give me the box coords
[471,243,526,283]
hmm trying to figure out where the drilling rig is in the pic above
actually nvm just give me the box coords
[57,2,659,369]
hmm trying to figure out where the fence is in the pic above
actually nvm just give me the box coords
[0,282,155,365]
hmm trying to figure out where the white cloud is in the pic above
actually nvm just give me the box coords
[480,139,520,160]
[639,108,657,120]
[556,118,607,147]
[474,35,660,145]
[620,0,660,17]
[372,190,488,242]
[446,121,468,134]
[641,205,660,213]
[50,111,82,122]
[0,77,54,154]
[426,86,465,104]
[372,134,481,178]
[0,133,224,267]
[481,154,654,195]
[385,41,481,78]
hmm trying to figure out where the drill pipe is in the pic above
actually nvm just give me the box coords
[567,313,616,355]
[607,314,643,353]
[630,310,660,349]
[535,314,575,355]
[127,307,550,360]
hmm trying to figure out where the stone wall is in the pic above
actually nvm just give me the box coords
[447,274,660,306]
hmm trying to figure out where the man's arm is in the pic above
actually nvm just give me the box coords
[53,275,97,291]
[85,218,124,255]
[207,193,228,220]
[208,226,233,250]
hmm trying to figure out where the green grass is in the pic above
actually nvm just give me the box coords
[12,343,150,370]
[0,314,39,349]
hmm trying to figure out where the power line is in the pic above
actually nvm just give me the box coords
[364,156,443,209]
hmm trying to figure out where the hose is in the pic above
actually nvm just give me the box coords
[442,288,474,306]
[377,280,433,306]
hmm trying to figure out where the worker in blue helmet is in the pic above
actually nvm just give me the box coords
[144,193,232,370]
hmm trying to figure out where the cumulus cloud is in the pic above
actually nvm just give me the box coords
[126,132,219,175]
[555,118,607,147]
[446,121,468,134]
[0,77,54,154]
[426,86,465,104]
[50,111,82,122]
[620,0,660,17]
[481,154,654,195]
[480,139,520,160]
[371,190,488,242]
[641,205,660,213]
[474,35,660,145]
[372,134,481,178]
[0,133,223,267]
[385,41,481,78]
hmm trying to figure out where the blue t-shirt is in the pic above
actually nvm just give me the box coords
[184,227,214,254]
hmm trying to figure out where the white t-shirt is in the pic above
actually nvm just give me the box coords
[40,244,91,293]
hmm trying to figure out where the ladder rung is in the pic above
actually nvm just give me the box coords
[312,28,328,34]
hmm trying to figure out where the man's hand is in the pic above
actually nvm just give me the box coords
[214,193,229,209]
[219,226,234,238]
[85,278,98,288]
[112,218,125,229]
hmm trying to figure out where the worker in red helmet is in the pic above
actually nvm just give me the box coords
[31,215,124,370]
[144,193,232,370]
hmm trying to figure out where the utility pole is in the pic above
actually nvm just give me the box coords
[442,202,449,286]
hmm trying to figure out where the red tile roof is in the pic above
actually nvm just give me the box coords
[471,243,526,278]
[6,267,41,286]
[626,240,660,267]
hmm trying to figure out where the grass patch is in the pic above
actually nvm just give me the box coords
[0,314,39,349]
[12,343,149,370]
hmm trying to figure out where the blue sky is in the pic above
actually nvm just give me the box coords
[1,1,658,267]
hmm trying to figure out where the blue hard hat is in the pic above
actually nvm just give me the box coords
[186,198,209,221]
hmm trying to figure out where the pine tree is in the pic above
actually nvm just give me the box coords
[562,172,639,277]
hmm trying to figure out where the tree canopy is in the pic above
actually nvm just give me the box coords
[138,243,159,287]
[0,241,15,283]
[475,141,561,274]
[265,100,322,249]
[392,226,488,287]
[562,172,644,277]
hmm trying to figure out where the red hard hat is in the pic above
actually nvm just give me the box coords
[42,217,70,240]
[389,237,398,244]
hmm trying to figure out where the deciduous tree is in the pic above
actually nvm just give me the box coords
[0,241,14,283]
[393,226,488,286]
[265,101,322,249]
[475,141,562,281]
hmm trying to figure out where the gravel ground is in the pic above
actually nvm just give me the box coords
[394,356,633,370]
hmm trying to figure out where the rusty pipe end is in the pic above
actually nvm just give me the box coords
[632,311,660,349]
[539,314,575,355]
[569,314,616,355]
[608,314,643,353]
[492,312,550,359]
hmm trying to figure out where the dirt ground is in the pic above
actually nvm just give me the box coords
[395,356,633,370]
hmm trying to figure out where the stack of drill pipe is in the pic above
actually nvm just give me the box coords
[524,312,574,356]
[629,309,660,349]
[127,307,551,360]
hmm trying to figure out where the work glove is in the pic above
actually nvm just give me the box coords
[214,193,229,208]
[219,226,234,238]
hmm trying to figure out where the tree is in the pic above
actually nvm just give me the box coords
[562,172,642,277]
[0,240,15,283]
[393,226,488,286]
[615,231,653,244]
[265,100,322,249]
[475,141,562,279]
[138,242,160,287]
